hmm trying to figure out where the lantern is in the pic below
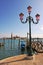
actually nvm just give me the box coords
[27,6,32,13]
[35,14,40,21]
[19,13,24,21]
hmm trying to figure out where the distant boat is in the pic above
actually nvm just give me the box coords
[0,43,4,46]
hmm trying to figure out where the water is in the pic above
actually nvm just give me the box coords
[0,38,43,60]
[0,39,26,60]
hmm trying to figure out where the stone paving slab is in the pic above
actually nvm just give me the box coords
[0,53,43,65]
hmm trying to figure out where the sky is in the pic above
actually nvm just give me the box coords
[0,0,43,38]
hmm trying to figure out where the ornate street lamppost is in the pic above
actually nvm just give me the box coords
[19,6,40,56]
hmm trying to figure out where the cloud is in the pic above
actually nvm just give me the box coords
[0,33,43,38]
[0,33,11,38]
[32,34,43,38]
[40,27,43,30]
[39,25,43,30]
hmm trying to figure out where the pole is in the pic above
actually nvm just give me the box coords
[11,33,12,49]
[29,15,31,47]
[27,14,33,56]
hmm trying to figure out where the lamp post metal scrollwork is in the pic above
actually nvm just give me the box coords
[19,6,40,56]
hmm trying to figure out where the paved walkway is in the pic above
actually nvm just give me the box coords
[0,53,43,65]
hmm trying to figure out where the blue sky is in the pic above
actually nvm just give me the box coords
[0,0,43,38]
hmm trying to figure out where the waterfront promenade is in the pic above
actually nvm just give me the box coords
[0,53,43,65]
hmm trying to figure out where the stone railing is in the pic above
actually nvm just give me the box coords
[31,42,43,53]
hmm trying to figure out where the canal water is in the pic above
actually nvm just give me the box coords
[0,39,26,60]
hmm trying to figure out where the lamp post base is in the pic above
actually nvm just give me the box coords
[26,54,35,60]
[26,46,33,56]
[26,55,33,60]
